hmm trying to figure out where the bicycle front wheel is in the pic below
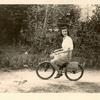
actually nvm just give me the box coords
[65,63,84,81]
[36,61,55,80]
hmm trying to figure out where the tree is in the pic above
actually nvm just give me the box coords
[19,5,80,53]
[74,5,100,68]
[0,5,28,45]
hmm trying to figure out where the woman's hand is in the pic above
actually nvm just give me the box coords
[50,53,54,59]
[50,52,59,59]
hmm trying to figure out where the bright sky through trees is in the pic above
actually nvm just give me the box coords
[79,5,96,21]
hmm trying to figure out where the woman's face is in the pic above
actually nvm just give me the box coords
[62,29,68,37]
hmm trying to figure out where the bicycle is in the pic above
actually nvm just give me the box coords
[36,52,84,81]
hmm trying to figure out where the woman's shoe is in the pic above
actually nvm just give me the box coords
[54,73,63,79]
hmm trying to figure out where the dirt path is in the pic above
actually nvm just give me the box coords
[0,69,100,93]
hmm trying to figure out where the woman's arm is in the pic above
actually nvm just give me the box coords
[54,48,63,53]
[57,48,71,54]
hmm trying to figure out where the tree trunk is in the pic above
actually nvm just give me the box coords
[42,5,49,35]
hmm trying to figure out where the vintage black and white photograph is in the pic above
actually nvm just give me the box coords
[0,4,99,93]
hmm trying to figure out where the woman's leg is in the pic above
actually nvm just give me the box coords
[50,58,64,78]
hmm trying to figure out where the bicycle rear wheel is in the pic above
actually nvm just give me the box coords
[65,63,84,81]
[36,61,55,80]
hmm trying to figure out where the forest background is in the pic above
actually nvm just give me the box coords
[0,4,99,70]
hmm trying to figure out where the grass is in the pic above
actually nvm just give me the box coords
[0,45,50,71]
[0,45,99,71]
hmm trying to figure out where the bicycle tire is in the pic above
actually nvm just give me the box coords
[36,61,55,80]
[65,63,84,81]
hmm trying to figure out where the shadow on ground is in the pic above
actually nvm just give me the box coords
[75,82,100,93]
[18,81,100,93]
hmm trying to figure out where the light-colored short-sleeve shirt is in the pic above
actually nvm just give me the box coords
[62,36,73,51]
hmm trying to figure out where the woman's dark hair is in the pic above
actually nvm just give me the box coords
[60,26,70,36]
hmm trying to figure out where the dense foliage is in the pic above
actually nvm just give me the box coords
[0,4,99,69]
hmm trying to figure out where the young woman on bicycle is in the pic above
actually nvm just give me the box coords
[50,26,74,78]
